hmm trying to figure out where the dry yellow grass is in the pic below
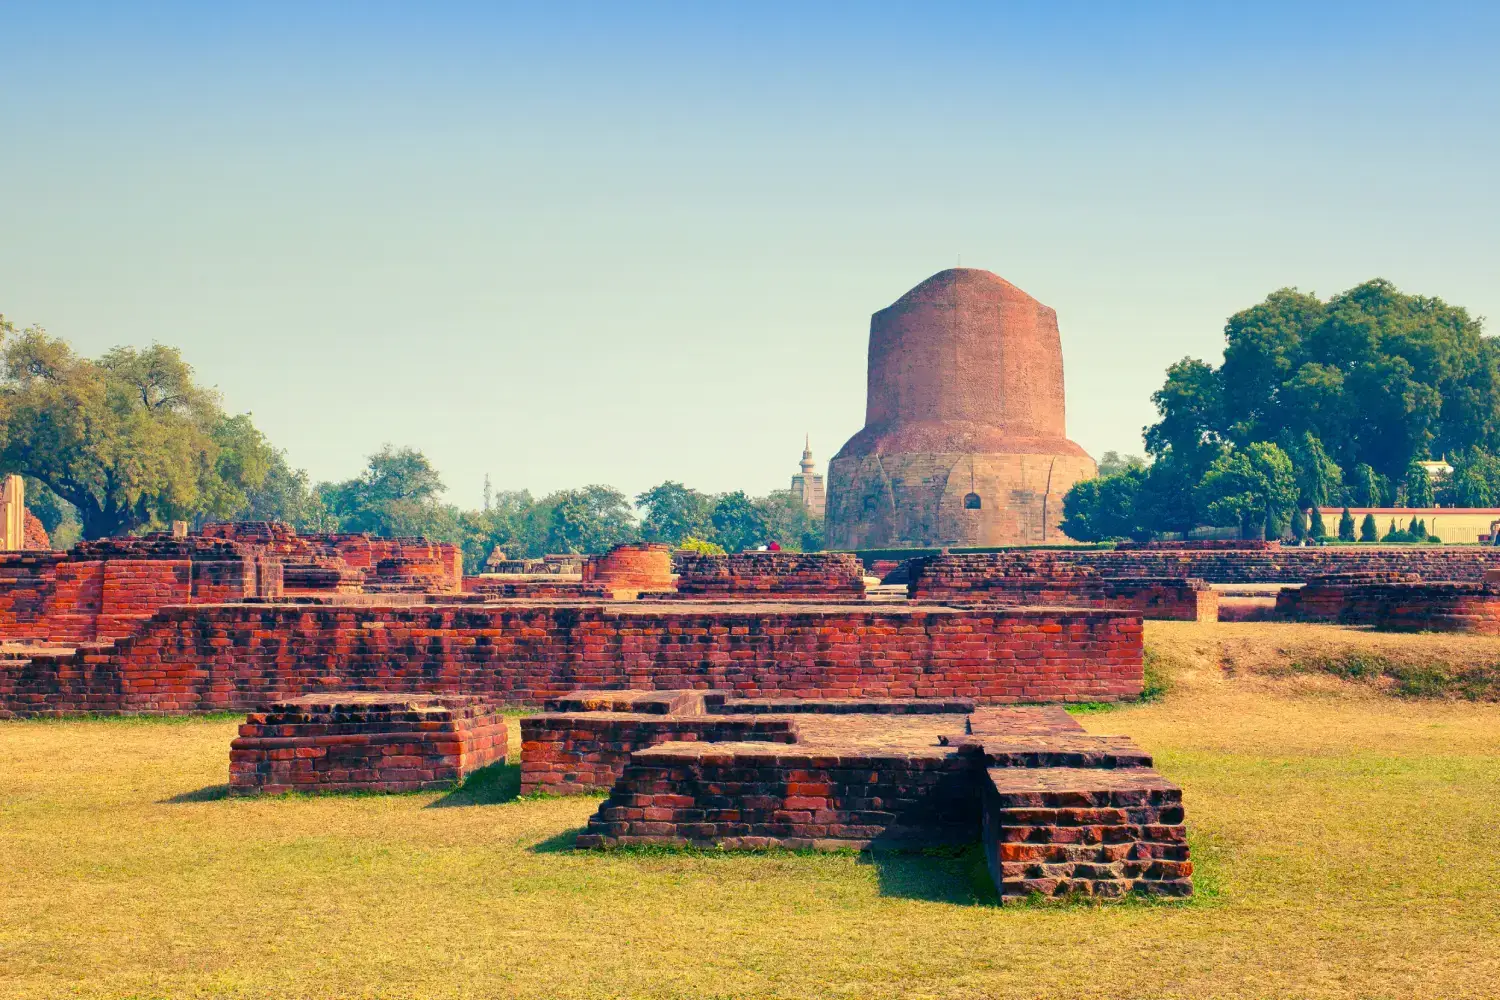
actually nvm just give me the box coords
[2,621,1499,999]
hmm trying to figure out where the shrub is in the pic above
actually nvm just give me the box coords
[1339,508,1356,542]
[678,536,726,556]
[1290,507,1307,541]
[1310,507,1328,540]
[1359,513,1378,542]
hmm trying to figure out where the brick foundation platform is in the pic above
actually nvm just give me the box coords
[0,601,1143,717]
[229,693,507,794]
[891,545,1500,586]
[663,552,867,599]
[559,692,1189,902]
[908,554,1217,621]
[1273,572,1421,623]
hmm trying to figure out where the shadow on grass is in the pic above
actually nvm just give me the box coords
[531,827,585,853]
[861,845,998,905]
[162,784,231,803]
[426,761,520,808]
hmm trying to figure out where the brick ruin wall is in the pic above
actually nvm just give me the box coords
[0,543,272,644]
[230,694,508,794]
[0,602,1144,717]
[0,526,465,644]
[908,554,1216,622]
[581,741,981,850]
[667,552,867,598]
[893,545,1500,586]
[520,713,799,795]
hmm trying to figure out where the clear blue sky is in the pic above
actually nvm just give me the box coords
[3,3,1497,508]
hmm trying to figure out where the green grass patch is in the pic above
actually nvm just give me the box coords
[1286,652,1500,700]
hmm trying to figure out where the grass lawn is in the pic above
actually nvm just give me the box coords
[3,622,1499,999]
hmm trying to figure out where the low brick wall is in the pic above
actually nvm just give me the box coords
[0,548,266,644]
[909,556,1216,622]
[575,741,980,850]
[520,713,797,795]
[463,578,611,600]
[1361,582,1500,633]
[902,546,1500,585]
[671,552,866,598]
[1273,572,1420,622]
[982,767,1191,902]
[229,693,507,794]
[0,602,1144,717]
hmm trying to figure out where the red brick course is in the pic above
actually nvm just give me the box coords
[229,692,507,794]
[893,545,1500,585]
[0,601,1144,717]
[908,553,1217,621]
[565,697,1191,902]
[666,552,866,598]
[582,543,675,598]
[983,767,1191,902]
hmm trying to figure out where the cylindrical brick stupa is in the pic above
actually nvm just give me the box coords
[825,268,1096,548]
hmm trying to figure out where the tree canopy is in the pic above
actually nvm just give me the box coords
[0,320,275,538]
[1063,279,1500,542]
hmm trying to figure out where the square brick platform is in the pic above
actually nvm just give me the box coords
[530,690,1191,902]
[229,693,507,795]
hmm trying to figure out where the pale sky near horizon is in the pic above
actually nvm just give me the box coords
[3,3,1497,508]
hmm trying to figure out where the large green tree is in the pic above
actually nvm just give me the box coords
[710,491,765,553]
[635,481,714,545]
[1145,280,1498,489]
[319,445,459,539]
[545,485,637,554]
[1194,442,1298,539]
[0,321,274,538]
[1060,467,1147,542]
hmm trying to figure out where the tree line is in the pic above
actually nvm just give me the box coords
[0,318,821,566]
[1063,279,1500,542]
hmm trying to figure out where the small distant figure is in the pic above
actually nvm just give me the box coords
[767,541,781,552]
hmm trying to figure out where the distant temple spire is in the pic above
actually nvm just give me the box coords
[791,437,826,517]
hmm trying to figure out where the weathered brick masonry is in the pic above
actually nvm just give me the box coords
[908,553,1216,621]
[566,696,1192,900]
[665,552,867,598]
[1274,572,1421,623]
[0,601,1143,717]
[229,692,507,794]
[1057,545,1500,583]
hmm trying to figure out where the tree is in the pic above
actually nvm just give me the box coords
[1360,513,1379,542]
[1290,506,1308,541]
[1338,507,1356,542]
[0,323,274,538]
[320,445,454,538]
[1309,506,1328,540]
[1349,463,1385,507]
[237,449,327,530]
[1143,358,1223,476]
[710,491,766,553]
[1450,450,1500,507]
[635,481,714,546]
[1194,443,1298,539]
[1285,432,1343,508]
[1145,279,1498,490]
[458,489,536,572]
[1060,468,1147,542]
[755,490,823,552]
[1403,460,1435,508]
[545,485,637,554]
[1096,451,1148,477]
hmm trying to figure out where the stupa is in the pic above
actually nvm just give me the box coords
[825,269,1096,548]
